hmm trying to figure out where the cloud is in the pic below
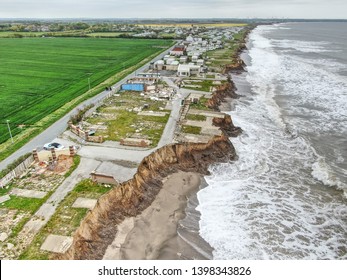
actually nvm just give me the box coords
[0,0,346,19]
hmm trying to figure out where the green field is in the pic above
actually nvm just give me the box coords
[0,37,172,148]
[0,32,46,38]
[86,32,133,37]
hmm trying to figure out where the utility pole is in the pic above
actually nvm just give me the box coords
[6,120,13,143]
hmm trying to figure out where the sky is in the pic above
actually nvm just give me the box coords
[0,0,346,19]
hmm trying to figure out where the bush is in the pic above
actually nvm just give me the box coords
[69,104,94,124]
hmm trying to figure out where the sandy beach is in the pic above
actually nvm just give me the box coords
[103,171,213,260]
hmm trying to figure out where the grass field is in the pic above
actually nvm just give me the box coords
[0,37,172,149]
[86,32,133,37]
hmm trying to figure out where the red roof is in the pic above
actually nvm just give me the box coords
[172,46,185,52]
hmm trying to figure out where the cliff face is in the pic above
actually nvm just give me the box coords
[213,115,242,137]
[206,80,238,110]
[223,28,252,74]
[57,135,236,260]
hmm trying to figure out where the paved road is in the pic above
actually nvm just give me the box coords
[157,77,190,148]
[0,44,176,171]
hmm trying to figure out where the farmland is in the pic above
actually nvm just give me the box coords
[0,37,172,157]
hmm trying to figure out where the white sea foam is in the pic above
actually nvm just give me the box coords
[271,39,333,53]
[312,157,344,188]
[197,24,347,260]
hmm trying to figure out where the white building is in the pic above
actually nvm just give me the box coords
[177,64,202,77]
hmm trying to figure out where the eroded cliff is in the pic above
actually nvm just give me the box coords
[57,135,236,260]
[206,80,238,110]
[213,114,242,137]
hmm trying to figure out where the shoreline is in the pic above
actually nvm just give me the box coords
[103,171,213,260]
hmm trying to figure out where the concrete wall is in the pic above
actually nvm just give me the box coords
[91,171,118,186]
[120,138,151,147]
[69,123,104,143]
[36,149,72,162]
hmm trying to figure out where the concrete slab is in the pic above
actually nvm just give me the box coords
[188,109,225,118]
[96,161,137,183]
[176,134,212,144]
[11,188,47,199]
[138,111,167,117]
[185,120,208,128]
[201,127,222,135]
[40,234,73,253]
[0,232,9,242]
[72,197,97,210]
[0,195,10,204]
[23,219,46,234]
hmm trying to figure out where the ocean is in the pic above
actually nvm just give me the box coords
[196,22,347,259]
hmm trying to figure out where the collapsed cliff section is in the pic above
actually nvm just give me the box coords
[213,114,242,137]
[56,135,236,260]
[206,79,239,110]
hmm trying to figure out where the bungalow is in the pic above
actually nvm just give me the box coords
[177,64,191,77]
[177,64,202,77]
[153,60,165,70]
[179,56,188,63]
[197,59,204,66]
[170,46,185,56]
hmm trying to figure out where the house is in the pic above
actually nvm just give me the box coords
[177,64,202,77]
[177,64,191,77]
[153,60,165,70]
[186,35,194,42]
[180,56,188,63]
[166,60,179,71]
[170,46,185,56]
[166,58,175,65]
[197,59,204,66]
[163,54,171,62]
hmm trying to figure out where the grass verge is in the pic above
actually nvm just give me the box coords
[186,114,207,121]
[182,125,202,135]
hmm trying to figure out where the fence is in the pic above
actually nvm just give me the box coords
[120,138,151,147]
[0,155,34,188]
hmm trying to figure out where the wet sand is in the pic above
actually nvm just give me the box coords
[103,171,213,260]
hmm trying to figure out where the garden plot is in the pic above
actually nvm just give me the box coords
[83,91,171,147]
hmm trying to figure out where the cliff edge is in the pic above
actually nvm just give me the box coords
[57,135,236,260]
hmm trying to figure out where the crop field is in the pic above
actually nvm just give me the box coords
[0,37,171,146]
[86,32,134,37]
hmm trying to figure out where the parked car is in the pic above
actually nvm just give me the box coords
[43,142,64,150]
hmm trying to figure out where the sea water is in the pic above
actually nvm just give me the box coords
[197,22,347,259]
